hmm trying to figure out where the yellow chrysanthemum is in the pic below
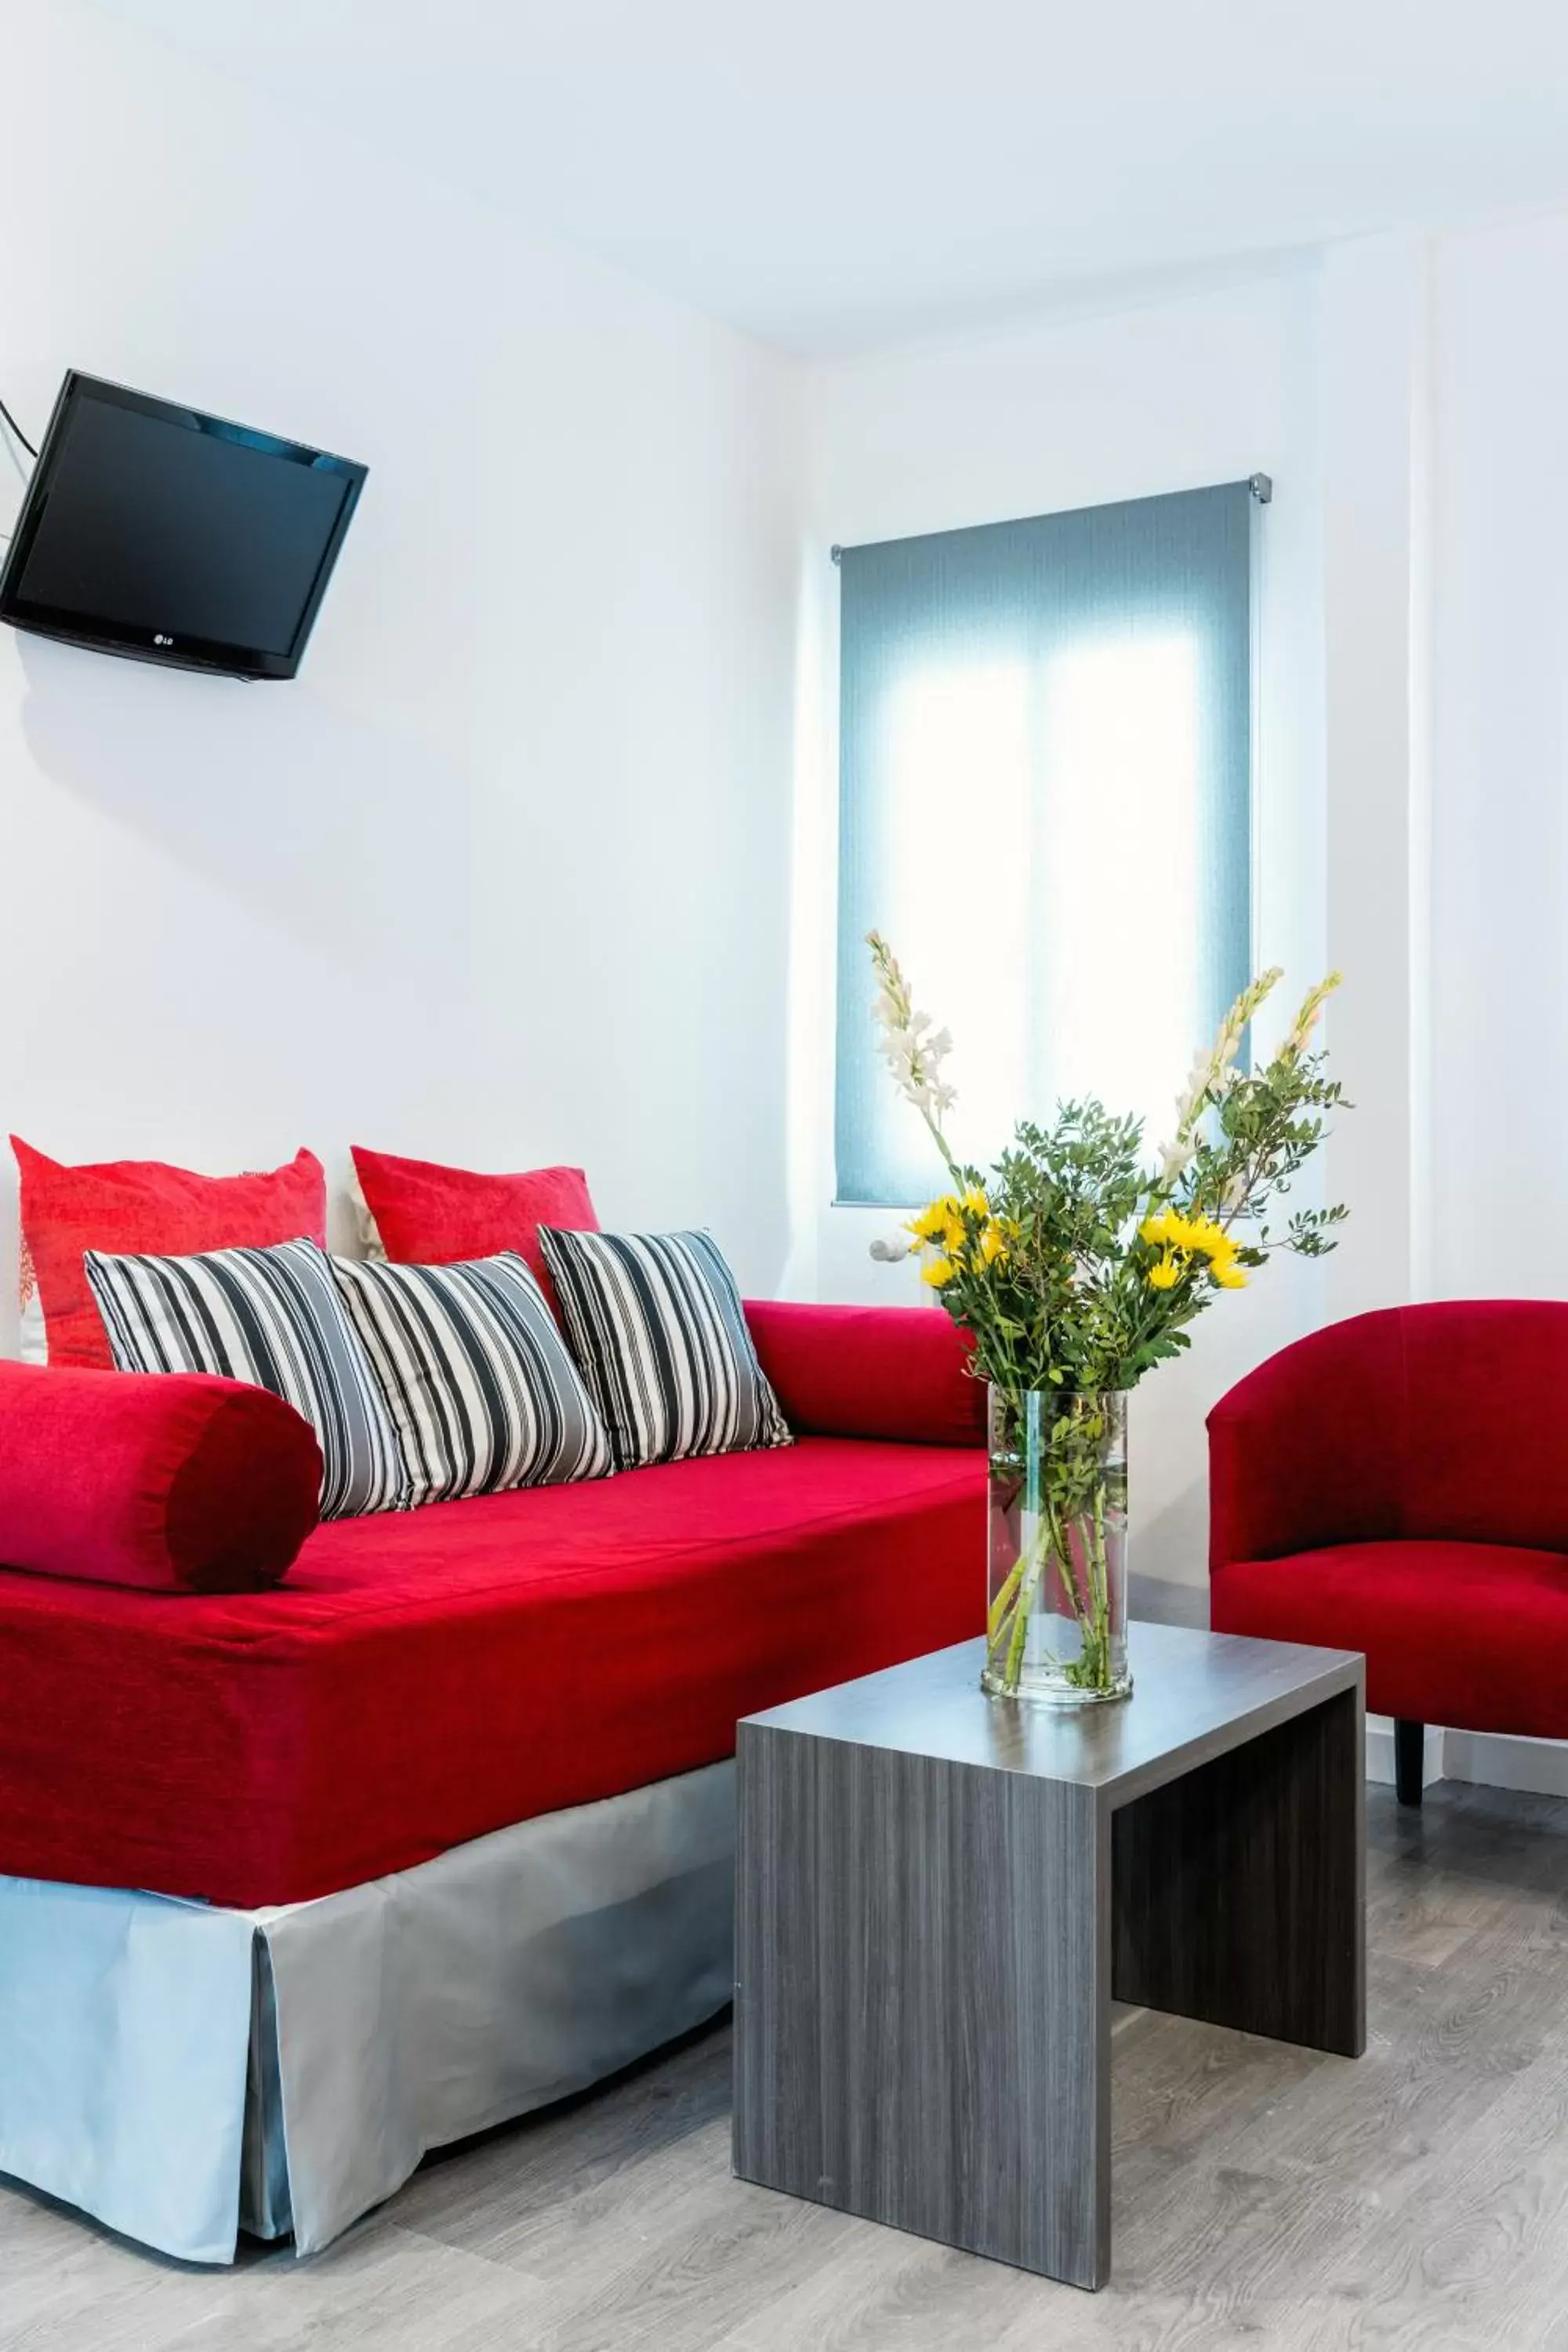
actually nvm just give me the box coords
[962,1185,990,1220]
[1144,1205,1240,1278]
[1184,1214,1232,1261]
[980,1221,1008,1267]
[907,1196,958,1243]
[921,1255,957,1287]
[1140,1197,1248,1296]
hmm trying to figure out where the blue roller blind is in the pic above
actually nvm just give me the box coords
[834,482,1256,1206]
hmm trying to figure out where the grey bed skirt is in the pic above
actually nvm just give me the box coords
[0,1761,736,2263]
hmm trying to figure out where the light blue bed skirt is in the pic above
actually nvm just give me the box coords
[0,1762,735,2263]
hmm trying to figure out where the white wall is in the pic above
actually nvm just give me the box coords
[0,0,803,1351]
[1428,211,1568,1299]
[794,273,1339,1587]
[1316,236,1431,1323]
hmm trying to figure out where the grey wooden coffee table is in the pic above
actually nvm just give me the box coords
[732,1622,1364,2291]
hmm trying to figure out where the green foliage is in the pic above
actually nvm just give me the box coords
[872,946,1352,1697]
[911,1042,1348,1406]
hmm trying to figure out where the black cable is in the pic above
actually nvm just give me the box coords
[0,394,38,461]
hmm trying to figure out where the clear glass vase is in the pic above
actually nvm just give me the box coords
[982,1386,1132,1704]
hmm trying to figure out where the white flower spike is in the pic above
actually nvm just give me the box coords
[866,931,959,1152]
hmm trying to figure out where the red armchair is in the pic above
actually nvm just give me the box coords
[1208,1301,1568,1805]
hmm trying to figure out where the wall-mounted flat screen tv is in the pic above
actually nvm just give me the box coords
[0,372,367,680]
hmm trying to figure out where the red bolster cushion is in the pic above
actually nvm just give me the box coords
[0,1363,321,1593]
[743,1301,985,1447]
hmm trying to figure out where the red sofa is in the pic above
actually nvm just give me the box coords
[1209,1300,1568,1805]
[0,1300,985,1907]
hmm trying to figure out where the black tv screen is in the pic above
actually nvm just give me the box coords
[0,372,367,679]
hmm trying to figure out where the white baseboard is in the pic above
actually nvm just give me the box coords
[1367,1719,1568,1798]
[1365,1715,1444,1790]
[1129,1571,1209,1630]
[1439,1726,1568,1798]
[1133,1576,1568,1797]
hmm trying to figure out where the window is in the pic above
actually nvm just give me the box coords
[833,482,1256,1205]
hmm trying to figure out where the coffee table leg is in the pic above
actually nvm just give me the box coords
[1111,1685,1366,2056]
[734,1722,1113,2288]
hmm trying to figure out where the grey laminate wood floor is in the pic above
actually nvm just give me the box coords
[4,1780,1567,2352]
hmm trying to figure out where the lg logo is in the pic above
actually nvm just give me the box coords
[153,633,173,647]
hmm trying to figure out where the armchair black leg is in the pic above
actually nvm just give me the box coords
[1394,1717,1425,1808]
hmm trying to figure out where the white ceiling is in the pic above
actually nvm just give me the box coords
[104,0,1568,355]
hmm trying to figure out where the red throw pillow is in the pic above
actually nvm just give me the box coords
[350,1145,598,1312]
[13,1138,328,1371]
[0,1363,321,1593]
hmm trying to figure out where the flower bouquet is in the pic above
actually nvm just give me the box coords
[867,932,1348,1703]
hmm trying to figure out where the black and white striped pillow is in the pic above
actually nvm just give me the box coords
[537,1227,792,1470]
[328,1252,613,1505]
[84,1237,406,1519]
